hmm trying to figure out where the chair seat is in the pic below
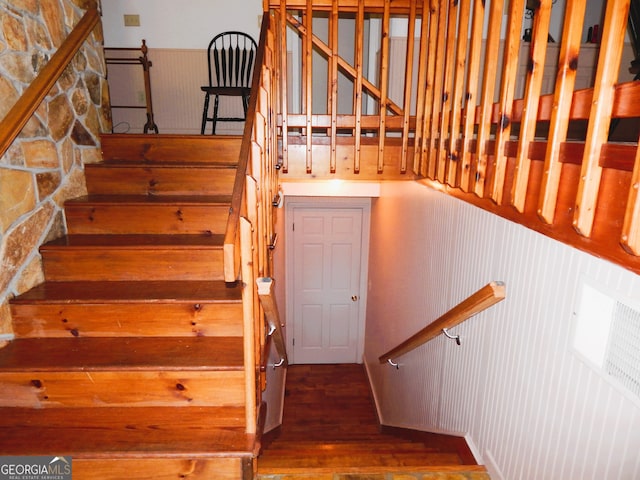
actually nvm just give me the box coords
[201,86,251,96]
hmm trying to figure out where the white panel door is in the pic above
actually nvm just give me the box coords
[292,207,363,363]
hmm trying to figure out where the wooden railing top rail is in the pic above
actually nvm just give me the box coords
[264,0,425,13]
[224,14,271,282]
[0,8,100,159]
[379,282,506,364]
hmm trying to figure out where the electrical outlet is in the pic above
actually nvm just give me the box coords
[137,91,145,104]
[124,14,140,27]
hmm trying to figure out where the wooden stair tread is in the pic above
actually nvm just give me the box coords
[88,161,237,168]
[0,337,243,371]
[257,452,464,468]
[257,465,489,475]
[12,281,241,304]
[0,406,254,457]
[66,194,233,205]
[42,234,225,249]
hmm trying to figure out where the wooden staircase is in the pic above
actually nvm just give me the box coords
[257,365,490,480]
[0,134,257,480]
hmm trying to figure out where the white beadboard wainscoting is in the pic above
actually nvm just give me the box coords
[107,48,246,135]
[364,181,640,480]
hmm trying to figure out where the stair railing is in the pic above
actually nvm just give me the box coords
[0,8,100,158]
[227,13,283,435]
[379,282,506,367]
[265,0,640,276]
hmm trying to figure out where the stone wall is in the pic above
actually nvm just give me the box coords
[0,0,111,337]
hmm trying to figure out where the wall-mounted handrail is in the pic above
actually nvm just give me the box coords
[257,277,288,368]
[379,282,506,365]
[0,8,100,158]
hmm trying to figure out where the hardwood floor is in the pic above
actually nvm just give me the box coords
[257,364,490,479]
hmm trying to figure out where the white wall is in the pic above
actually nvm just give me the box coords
[364,181,640,480]
[100,0,262,49]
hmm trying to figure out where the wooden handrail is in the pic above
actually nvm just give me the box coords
[223,14,270,282]
[257,277,288,367]
[379,282,506,364]
[0,8,100,158]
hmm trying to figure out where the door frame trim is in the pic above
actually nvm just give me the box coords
[284,196,372,364]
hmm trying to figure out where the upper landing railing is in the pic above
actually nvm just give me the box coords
[263,0,640,276]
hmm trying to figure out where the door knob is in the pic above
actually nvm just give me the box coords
[351,295,358,301]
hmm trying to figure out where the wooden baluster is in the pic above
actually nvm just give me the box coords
[354,0,365,174]
[420,0,438,177]
[510,0,552,210]
[329,0,339,173]
[377,0,391,174]
[427,0,447,180]
[622,144,640,255]
[459,0,485,192]
[490,0,526,204]
[574,0,631,237]
[400,0,417,174]
[446,0,471,187]
[304,0,313,174]
[436,0,458,183]
[279,4,289,173]
[413,0,431,175]
[473,0,504,197]
[537,0,586,223]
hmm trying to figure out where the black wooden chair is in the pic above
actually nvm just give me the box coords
[200,31,257,135]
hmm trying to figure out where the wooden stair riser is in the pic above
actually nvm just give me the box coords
[41,248,225,281]
[84,165,236,196]
[65,203,230,235]
[100,134,243,165]
[11,303,243,338]
[73,457,248,480]
[0,371,245,408]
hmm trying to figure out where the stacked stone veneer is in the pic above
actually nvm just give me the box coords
[0,0,111,338]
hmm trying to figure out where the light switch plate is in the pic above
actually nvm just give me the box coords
[124,14,140,27]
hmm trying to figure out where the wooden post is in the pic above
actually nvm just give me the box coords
[437,0,459,183]
[329,0,339,173]
[401,0,417,174]
[240,217,257,435]
[574,0,631,237]
[279,4,289,173]
[473,0,504,197]
[460,0,486,192]
[305,0,314,174]
[420,0,439,177]
[537,0,586,223]
[510,0,553,210]
[354,0,365,174]
[413,0,431,175]
[490,0,526,204]
[427,0,447,180]
[447,0,471,187]
[377,0,391,174]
